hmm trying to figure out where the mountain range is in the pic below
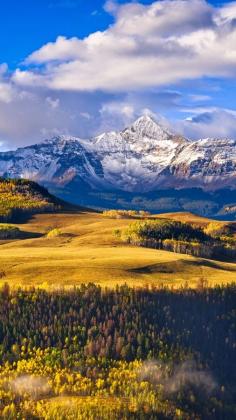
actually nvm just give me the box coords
[0,115,235,218]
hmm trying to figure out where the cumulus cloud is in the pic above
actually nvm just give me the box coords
[12,0,236,92]
[25,36,82,64]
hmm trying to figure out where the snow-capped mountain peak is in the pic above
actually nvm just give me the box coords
[0,114,234,193]
[125,114,172,141]
[84,115,189,192]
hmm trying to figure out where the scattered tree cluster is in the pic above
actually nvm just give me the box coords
[122,220,236,260]
[124,220,210,242]
[103,209,150,219]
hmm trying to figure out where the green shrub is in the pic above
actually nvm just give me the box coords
[46,228,63,238]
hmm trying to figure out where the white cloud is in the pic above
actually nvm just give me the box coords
[104,1,119,15]
[46,96,60,109]
[189,94,211,102]
[176,107,236,139]
[97,93,174,133]
[98,101,136,132]
[13,69,46,86]
[0,83,106,149]
[80,111,91,119]
[25,36,82,64]
[12,0,236,92]
[215,1,236,23]
[0,83,15,103]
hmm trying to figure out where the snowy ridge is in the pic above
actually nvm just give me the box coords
[0,115,235,192]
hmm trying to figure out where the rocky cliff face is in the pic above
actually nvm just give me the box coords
[170,137,236,189]
[0,115,235,193]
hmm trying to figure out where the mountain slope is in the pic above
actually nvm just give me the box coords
[170,137,236,189]
[0,136,104,189]
[0,115,235,216]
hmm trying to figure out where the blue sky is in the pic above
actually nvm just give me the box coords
[0,0,236,148]
[0,0,231,67]
[0,1,112,67]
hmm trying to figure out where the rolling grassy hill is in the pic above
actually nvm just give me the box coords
[0,210,235,290]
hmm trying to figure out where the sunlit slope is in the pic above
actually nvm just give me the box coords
[0,178,83,222]
[0,211,235,289]
[153,211,213,226]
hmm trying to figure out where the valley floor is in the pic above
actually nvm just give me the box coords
[0,211,235,289]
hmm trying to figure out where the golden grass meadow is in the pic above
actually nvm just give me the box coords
[0,210,235,290]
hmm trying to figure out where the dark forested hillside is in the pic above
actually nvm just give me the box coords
[53,186,236,220]
[0,284,235,418]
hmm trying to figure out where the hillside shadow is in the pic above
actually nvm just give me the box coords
[128,258,236,275]
[0,230,43,245]
[184,259,236,271]
[18,230,44,240]
[10,209,90,225]
[128,261,180,274]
